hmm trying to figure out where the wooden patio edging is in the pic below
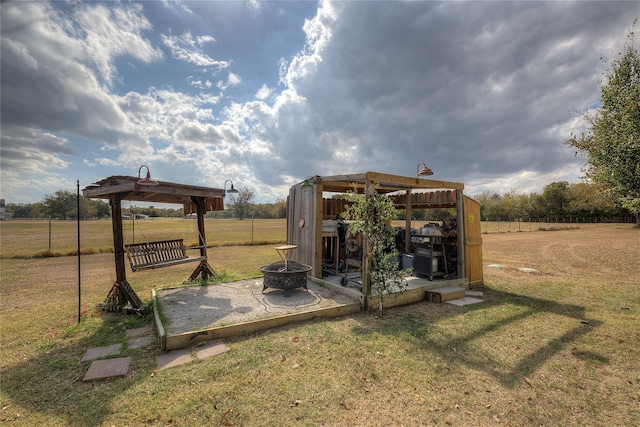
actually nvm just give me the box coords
[152,286,360,351]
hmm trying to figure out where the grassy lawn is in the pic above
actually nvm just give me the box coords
[0,218,287,258]
[1,222,639,426]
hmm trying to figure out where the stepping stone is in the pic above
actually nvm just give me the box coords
[487,264,504,268]
[518,267,540,274]
[128,335,154,349]
[156,349,193,371]
[194,341,230,360]
[445,297,484,307]
[126,325,153,338]
[83,357,131,382]
[81,343,122,362]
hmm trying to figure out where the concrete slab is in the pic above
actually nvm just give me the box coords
[128,335,154,349]
[156,278,357,336]
[80,343,122,362]
[465,290,484,297]
[156,349,193,371]
[126,325,153,338]
[83,357,131,382]
[194,341,230,360]
[445,297,484,307]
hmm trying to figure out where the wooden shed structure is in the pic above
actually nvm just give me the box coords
[286,171,483,310]
[83,174,226,309]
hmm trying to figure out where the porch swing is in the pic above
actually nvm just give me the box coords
[124,200,207,272]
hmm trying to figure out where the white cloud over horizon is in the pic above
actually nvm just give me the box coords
[1,0,637,205]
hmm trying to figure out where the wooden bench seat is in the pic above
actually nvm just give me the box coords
[125,239,206,272]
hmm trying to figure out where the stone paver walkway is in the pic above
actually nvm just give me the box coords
[81,325,230,380]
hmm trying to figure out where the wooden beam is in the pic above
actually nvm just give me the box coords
[164,302,361,350]
[366,171,465,191]
[405,189,412,254]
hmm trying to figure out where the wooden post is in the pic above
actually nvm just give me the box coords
[360,179,372,308]
[405,189,412,254]
[110,194,127,296]
[314,180,323,279]
[188,196,215,281]
[456,190,465,279]
[106,193,143,310]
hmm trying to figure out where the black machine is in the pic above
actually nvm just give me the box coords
[410,224,448,281]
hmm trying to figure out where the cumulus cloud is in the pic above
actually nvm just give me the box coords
[1,0,637,205]
[245,0,636,195]
[161,31,230,69]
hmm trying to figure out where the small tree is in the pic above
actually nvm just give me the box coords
[342,188,408,316]
[229,187,255,220]
[564,23,640,226]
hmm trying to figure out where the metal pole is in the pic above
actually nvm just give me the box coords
[77,179,81,324]
[49,218,52,250]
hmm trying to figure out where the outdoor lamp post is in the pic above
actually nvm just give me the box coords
[224,179,239,197]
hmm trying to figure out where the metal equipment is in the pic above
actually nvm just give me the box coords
[340,238,362,290]
[410,224,448,281]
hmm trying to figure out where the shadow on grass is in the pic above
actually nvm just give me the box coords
[351,286,604,388]
[1,310,158,426]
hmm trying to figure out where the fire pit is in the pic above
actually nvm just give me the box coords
[259,260,312,297]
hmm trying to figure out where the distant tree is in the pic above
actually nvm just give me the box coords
[91,199,111,218]
[229,187,255,220]
[564,23,640,226]
[538,181,570,217]
[42,190,76,219]
[272,198,287,218]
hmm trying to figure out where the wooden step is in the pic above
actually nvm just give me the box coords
[426,286,466,303]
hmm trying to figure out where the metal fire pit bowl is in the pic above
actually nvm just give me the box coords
[259,260,312,297]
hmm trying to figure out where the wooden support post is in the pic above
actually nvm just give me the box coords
[405,188,412,254]
[110,194,127,287]
[188,196,215,282]
[360,180,372,308]
[314,181,323,279]
[456,190,465,279]
[107,193,143,309]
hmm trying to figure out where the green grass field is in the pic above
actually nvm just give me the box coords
[1,221,639,426]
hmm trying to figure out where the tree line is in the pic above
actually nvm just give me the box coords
[2,180,632,222]
[3,187,287,220]
[473,181,631,221]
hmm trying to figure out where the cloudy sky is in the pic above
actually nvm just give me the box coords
[1,1,637,205]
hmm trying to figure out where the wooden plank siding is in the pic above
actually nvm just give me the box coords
[463,195,484,287]
[287,183,318,276]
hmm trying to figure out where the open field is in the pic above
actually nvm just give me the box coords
[1,223,639,426]
[0,218,288,258]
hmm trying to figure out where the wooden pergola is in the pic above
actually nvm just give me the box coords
[287,171,483,310]
[83,175,225,310]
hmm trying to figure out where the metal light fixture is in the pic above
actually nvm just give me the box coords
[136,165,159,186]
[416,162,434,178]
[301,176,316,190]
[224,179,239,197]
